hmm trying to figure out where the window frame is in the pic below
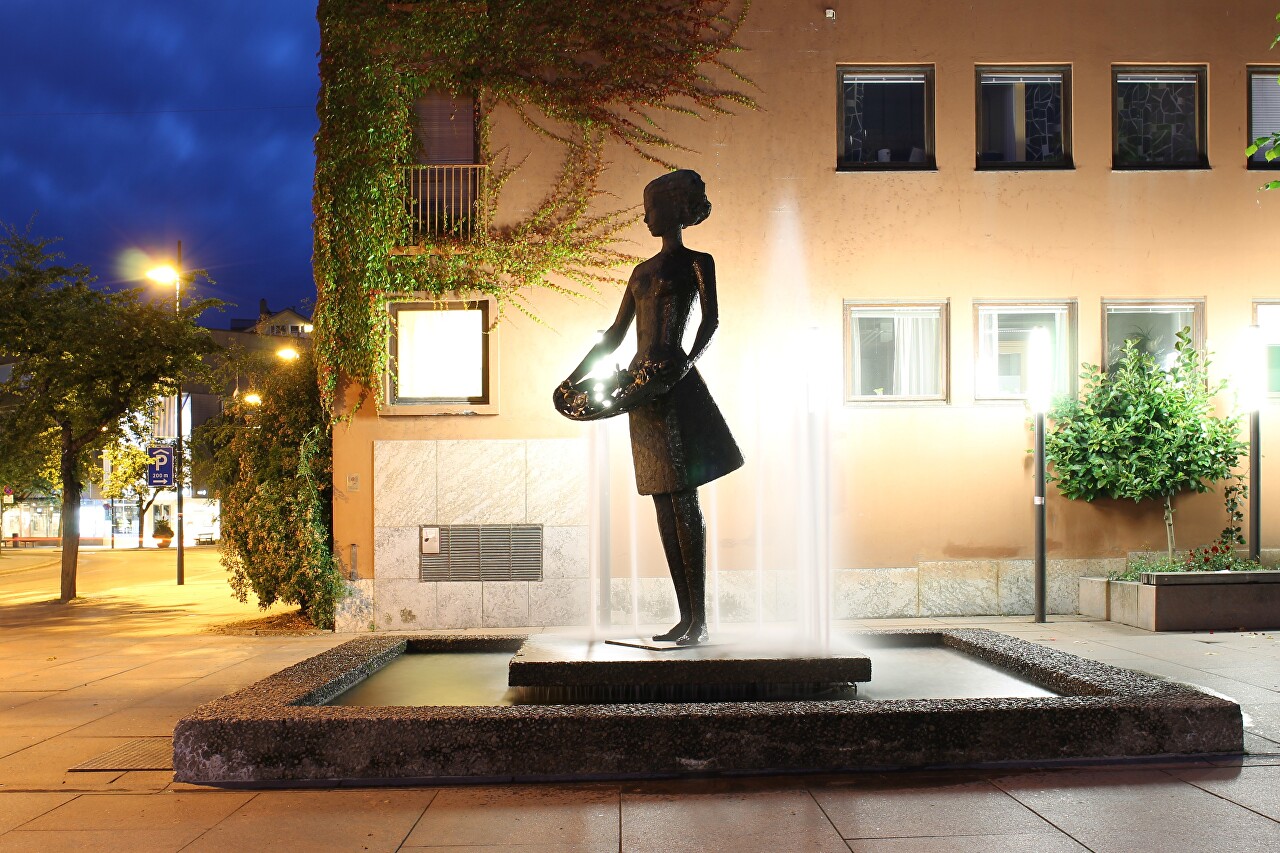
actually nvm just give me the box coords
[972,300,1078,403]
[384,297,499,416]
[1252,300,1280,398]
[843,299,950,404]
[1248,66,1280,170]
[1111,65,1209,171]
[836,65,937,172]
[1100,299,1205,371]
[974,65,1073,171]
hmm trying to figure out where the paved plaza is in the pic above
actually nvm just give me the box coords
[2,547,1280,851]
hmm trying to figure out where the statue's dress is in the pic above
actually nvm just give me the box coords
[626,251,744,496]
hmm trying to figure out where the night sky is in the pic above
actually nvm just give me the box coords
[0,1,320,326]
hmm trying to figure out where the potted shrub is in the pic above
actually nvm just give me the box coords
[152,519,174,549]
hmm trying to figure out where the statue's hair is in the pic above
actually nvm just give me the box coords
[643,169,711,228]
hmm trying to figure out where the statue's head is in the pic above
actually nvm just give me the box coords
[643,169,711,235]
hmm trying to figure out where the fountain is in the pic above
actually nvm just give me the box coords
[172,173,1242,785]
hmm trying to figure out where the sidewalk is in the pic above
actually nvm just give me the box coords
[2,554,1279,851]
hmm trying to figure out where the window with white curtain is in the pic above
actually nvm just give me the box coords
[1255,303,1280,393]
[1102,301,1203,371]
[1249,68,1280,168]
[389,300,491,406]
[845,302,947,401]
[974,303,1075,400]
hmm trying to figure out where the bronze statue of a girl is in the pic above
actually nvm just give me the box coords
[554,170,744,646]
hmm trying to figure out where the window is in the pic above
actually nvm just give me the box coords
[838,67,935,169]
[976,68,1071,169]
[845,301,948,401]
[1249,68,1280,168]
[1102,301,1203,370]
[1113,67,1207,169]
[1254,303,1280,394]
[974,303,1075,400]
[388,300,495,412]
[406,91,484,240]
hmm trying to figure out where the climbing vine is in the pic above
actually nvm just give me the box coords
[314,0,754,413]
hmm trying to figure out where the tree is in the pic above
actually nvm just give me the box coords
[196,346,343,628]
[1045,329,1247,558]
[0,224,217,601]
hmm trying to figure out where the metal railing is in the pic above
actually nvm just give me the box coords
[404,164,488,242]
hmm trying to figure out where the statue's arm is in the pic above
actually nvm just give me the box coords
[685,254,719,369]
[566,281,636,385]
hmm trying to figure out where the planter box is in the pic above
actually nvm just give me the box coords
[1079,572,1280,631]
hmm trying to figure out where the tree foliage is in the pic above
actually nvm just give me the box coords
[196,347,342,628]
[1045,329,1247,557]
[314,0,753,413]
[0,223,217,600]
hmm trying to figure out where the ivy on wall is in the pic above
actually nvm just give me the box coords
[314,0,753,413]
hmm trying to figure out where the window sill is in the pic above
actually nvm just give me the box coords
[836,163,937,172]
[380,402,499,417]
[976,162,1074,172]
[844,398,949,407]
[1247,162,1280,171]
[1111,163,1210,172]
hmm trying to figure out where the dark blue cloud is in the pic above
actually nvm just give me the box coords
[0,0,319,322]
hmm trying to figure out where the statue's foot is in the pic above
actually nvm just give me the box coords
[674,623,709,647]
[652,622,690,643]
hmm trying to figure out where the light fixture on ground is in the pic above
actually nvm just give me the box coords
[1241,324,1266,562]
[146,242,187,586]
[1027,326,1053,623]
[276,346,299,362]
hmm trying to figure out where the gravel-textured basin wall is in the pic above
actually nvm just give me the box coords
[173,630,1242,786]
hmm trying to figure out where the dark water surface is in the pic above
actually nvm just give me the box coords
[328,642,1058,707]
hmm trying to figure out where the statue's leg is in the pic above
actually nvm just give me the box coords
[670,488,708,646]
[651,492,692,642]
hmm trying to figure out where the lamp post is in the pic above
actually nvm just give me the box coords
[1242,325,1265,562]
[1028,327,1053,623]
[146,242,186,586]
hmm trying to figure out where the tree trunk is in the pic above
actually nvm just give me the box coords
[59,431,82,603]
[1164,495,1176,561]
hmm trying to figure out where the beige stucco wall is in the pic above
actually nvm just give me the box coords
[332,0,1280,592]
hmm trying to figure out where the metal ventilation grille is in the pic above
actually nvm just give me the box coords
[420,524,543,582]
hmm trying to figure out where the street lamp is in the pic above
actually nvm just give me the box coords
[147,241,186,586]
[1027,326,1053,623]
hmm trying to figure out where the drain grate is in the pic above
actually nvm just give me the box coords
[70,737,172,772]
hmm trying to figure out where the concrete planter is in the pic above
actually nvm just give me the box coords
[1079,572,1280,631]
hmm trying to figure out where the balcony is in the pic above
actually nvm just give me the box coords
[396,164,488,252]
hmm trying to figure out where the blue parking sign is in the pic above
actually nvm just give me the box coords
[146,445,175,487]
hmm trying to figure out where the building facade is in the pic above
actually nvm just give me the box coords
[324,1,1280,631]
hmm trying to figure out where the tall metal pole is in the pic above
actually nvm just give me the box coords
[1251,408,1261,563]
[174,240,185,586]
[1034,411,1047,623]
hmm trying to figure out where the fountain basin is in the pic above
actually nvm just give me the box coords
[173,629,1242,785]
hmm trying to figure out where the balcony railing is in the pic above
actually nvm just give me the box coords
[403,164,488,243]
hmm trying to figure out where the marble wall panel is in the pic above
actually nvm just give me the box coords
[996,560,1034,616]
[373,579,436,631]
[543,526,590,579]
[526,439,588,526]
[436,582,483,629]
[639,577,679,625]
[833,568,919,619]
[334,579,374,633]
[713,570,762,623]
[482,581,530,628]
[373,526,421,581]
[529,579,591,627]
[765,570,797,622]
[436,440,526,524]
[919,561,999,616]
[373,441,437,528]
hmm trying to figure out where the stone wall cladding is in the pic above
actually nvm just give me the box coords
[369,441,1125,629]
[370,438,590,630]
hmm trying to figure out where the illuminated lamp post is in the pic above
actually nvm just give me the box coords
[1027,327,1053,623]
[146,243,186,586]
